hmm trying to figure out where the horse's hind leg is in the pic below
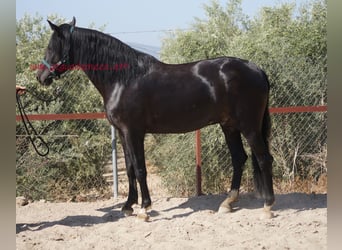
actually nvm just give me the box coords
[218,126,248,213]
[244,131,275,218]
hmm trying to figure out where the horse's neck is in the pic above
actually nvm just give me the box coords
[70,32,122,96]
[70,29,158,97]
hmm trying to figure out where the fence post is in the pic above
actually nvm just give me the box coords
[111,126,118,198]
[195,130,202,196]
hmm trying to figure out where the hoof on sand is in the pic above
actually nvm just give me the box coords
[137,209,150,222]
[122,209,133,217]
[260,204,275,219]
[218,205,233,214]
[260,210,274,219]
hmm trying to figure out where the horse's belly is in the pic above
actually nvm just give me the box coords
[145,106,220,133]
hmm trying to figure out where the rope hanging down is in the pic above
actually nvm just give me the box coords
[16,89,49,157]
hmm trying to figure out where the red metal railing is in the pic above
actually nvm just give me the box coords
[15,105,327,122]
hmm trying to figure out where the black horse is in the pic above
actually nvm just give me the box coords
[37,17,275,219]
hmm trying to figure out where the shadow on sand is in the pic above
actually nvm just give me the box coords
[16,201,126,234]
[16,192,326,233]
[160,192,327,219]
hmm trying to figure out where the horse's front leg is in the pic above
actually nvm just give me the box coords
[120,130,151,220]
[119,132,138,216]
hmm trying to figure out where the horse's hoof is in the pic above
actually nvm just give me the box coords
[218,190,238,213]
[122,208,134,217]
[227,190,239,203]
[137,208,150,222]
[260,210,274,219]
[260,203,275,219]
[218,205,233,214]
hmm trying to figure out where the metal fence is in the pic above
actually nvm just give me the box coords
[16,56,327,201]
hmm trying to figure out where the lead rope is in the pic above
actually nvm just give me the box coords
[16,90,49,157]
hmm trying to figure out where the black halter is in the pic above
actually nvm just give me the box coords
[41,25,74,80]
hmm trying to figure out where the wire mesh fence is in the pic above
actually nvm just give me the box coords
[16,70,114,201]
[16,118,113,201]
[16,55,327,201]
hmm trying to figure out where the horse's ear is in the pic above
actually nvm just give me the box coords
[47,20,63,37]
[69,17,76,33]
[47,20,58,31]
[70,16,76,27]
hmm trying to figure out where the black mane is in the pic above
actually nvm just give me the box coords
[67,25,159,84]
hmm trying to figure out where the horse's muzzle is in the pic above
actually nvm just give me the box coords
[36,69,53,86]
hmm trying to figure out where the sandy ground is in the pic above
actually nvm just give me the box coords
[16,191,327,250]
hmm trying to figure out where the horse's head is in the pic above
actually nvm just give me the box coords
[36,17,76,86]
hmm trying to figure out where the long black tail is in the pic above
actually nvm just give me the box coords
[252,70,273,198]
[262,74,272,149]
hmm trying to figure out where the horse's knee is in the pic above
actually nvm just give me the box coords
[232,151,248,168]
[134,167,147,182]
